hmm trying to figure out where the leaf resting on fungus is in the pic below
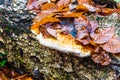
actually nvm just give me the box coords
[31,17,60,34]
[90,27,115,44]
[101,37,120,53]
[89,21,99,32]
[33,11,52,22]
[76,26,90,45]
[47,28,57,38]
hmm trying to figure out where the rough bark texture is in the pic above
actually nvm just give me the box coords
[0,9,120,80]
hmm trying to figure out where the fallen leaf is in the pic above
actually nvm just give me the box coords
[0,68,33,80]
[74,16,88,28]
[56,0,71,7]
[92,51,111,65]
[31,17,60,34]
[0,70,10,80]
[56,12,83,18]
[76,26,90,45]
[82,4,99,12]
[76,4,88,11]
[41,3,57,11]
[13,74,32,80]
[55,5,69,12]
[90,27,115,44]
[27,0,40,10]
[76,26,88,39]
[77,0,89,4]
[96,8,120,16]
[89,20,99,32]
[101,36,120,53]
[33,11,52,22]
[47,28,57,38]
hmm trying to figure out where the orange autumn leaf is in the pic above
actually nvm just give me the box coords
[101,37,120,53]
[33,12,50,23]
[77,0,99,12]
[90,27,115,44]
[31,17,60,34]
[55,5,69,12]
[13,74,32,80]
[96,8,120,16]
[76,4,88,11]
[41,3,57,11]
[56,12,83,18]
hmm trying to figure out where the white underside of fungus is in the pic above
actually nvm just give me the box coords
[36,33,91,57]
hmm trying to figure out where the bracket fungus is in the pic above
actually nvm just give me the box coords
[27,0,120,65]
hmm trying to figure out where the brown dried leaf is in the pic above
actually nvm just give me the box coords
[0,70,10,80]
[92,51,111,65]
[47,28,57,38]
[76,4,98,12]
[89,20,99,32]
[74,16,88,28]
[27,0,40,10]
[90,27,115,44]
[56,0,71,7]
[33,11,52,22]
[77,0,99,12]
[74,16,93,33]
[0,68,33,80]
[76,26,88,39]
[82,4,99,12]
[39,26,54,38]
[96,8,120,16]
[76,26,90,45]
[13,74,32,80]
[77,37,90,45]
[77,0,89,4]
[101,36,120,53]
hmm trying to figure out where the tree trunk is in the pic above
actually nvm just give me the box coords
[0,9,120,80]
